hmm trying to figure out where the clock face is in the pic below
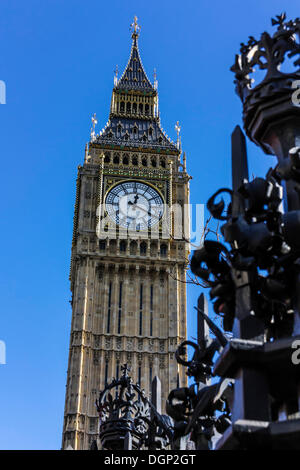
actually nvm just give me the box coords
[105,181,164,230]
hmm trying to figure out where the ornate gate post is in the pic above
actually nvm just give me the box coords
[191,14,300,449]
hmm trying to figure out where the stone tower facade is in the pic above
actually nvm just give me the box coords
[62,18,190,450]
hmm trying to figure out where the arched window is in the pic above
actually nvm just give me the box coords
[130,241,137,255]
[145,104,149,115]
[139,103,143,114]
[104,153,110,163]
[113,154,120,164]
[142,157,147,167]
[99,240,106,251]
[120,101,125,113]
[150,242,158,256]
[160,158,166,168]
[151,158,157,168]
[109,240,117,254]
[132,156,138,166]
[140,242,147,255]
[120,240,126,252]
[132,102,137,114]
[123,155,129,165]
[126,102,131,113]
[160,244,167,257]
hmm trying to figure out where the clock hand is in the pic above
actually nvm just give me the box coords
[134,204,160,219]
[128,194,139,206]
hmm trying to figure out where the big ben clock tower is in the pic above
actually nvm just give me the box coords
[62,17,190,450]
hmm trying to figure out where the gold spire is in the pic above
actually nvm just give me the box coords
[130,15,141,37]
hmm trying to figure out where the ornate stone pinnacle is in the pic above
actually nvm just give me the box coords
[114,65,118,86]
[90,113,97,142]
[175,121,181,150]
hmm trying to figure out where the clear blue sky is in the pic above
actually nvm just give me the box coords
[0,0,298,450]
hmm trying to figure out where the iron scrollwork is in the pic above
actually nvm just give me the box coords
[95,364,173,450]
[167,308,233,450]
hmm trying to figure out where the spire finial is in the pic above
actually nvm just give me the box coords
[114,65,118,86]
[90,113,98,142]
[130,16,141,37]
[175,121,181,150]
[153,68,158,89]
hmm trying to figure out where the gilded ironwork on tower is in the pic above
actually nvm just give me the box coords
[62,17,190,450]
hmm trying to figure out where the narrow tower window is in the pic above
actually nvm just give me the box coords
[150,284,153,336]
[99,240,106,251]
[120,240,126,252]
[106,282,112,333]
[139,284,143,335]
[130,240,137,255]
[160,244,167,257]
[140,242,147,255]
[117,282,123,334]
